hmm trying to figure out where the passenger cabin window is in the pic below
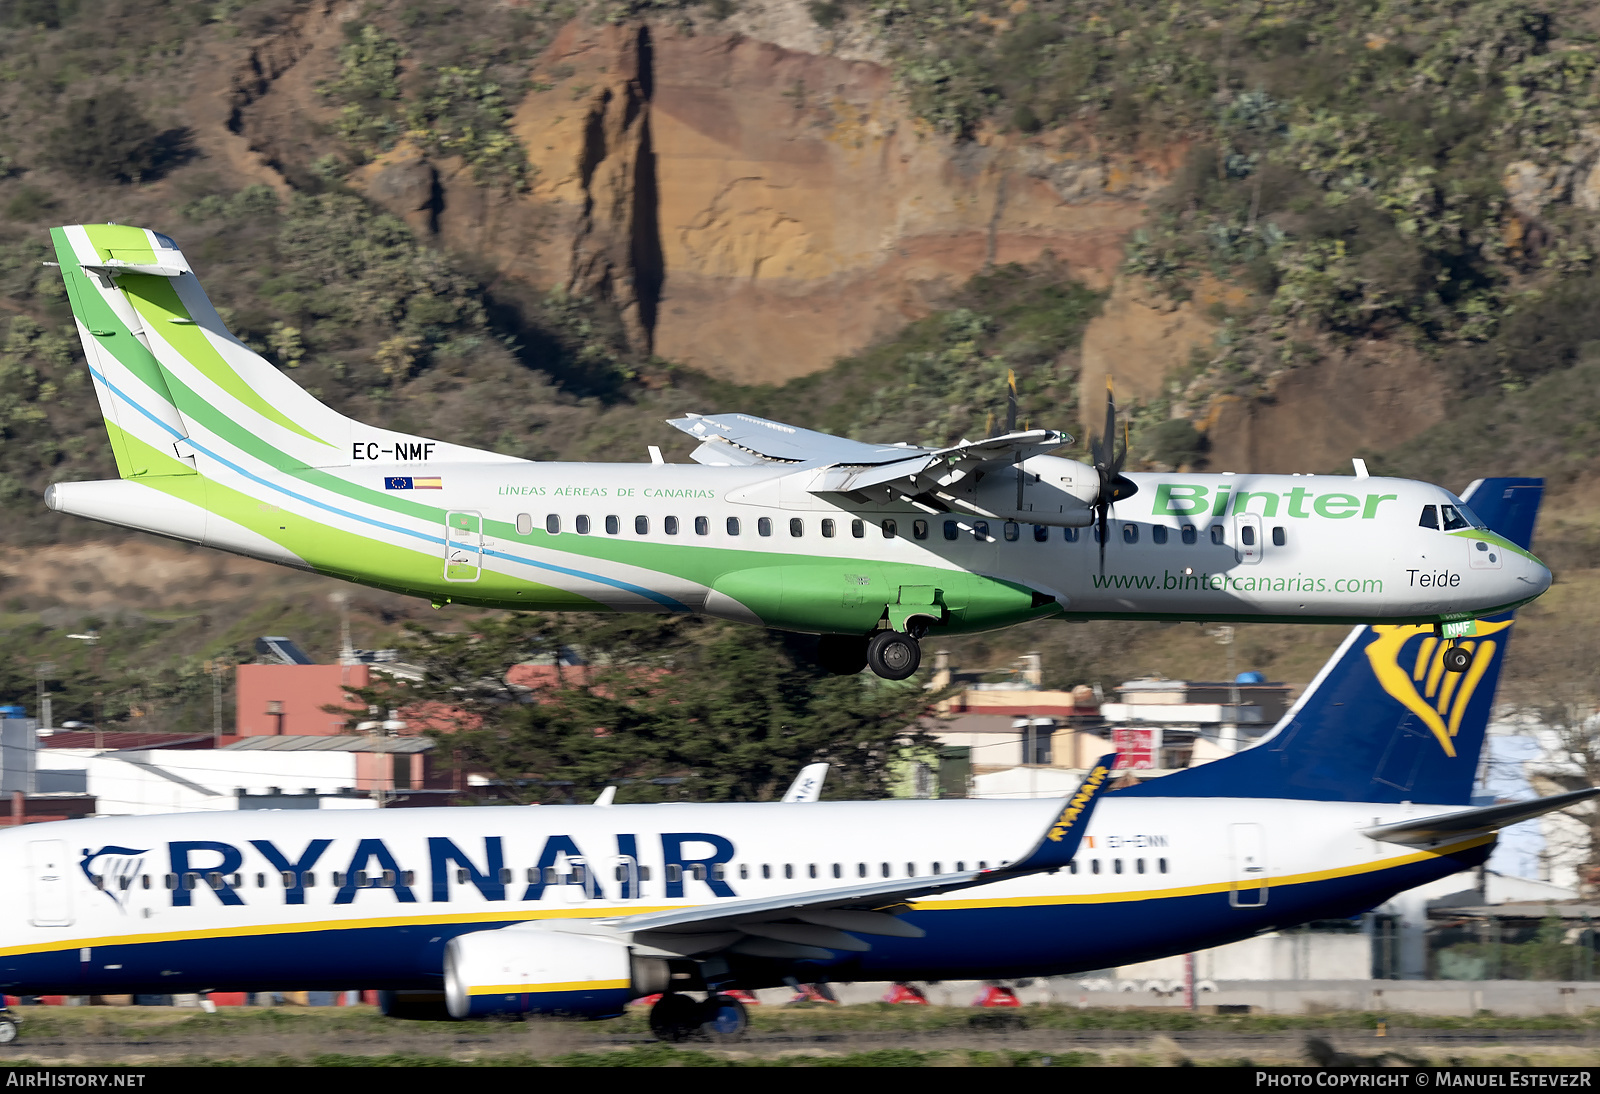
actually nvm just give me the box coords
[882,519,897,538]
[727,516,741,535]
[1272,527,1286,547]
[913,520,929,540]
[821,519,835,538]
[516,513,533,536]
[1240,525,1255,546]
[666,865,681,884]
[784,864,794,879]
[665,516,680,535]
[1152,525,1168,544]
[808,864,818,879]
[852,519,865,539]
[575,515,590,534]
[943,520,959,541]
[1064,527,1079,542]
[1123,524,1138,544]
[1004,521,1020,542]
[1210,525,1225,545]
[1033,524,1048,542]
[635,515,649,535]
[1159,858,1168,874]
[759,517,772,537]
[973,521,989,541]
[1181,525,1197,545]
[546,514,560,534]
[790,518,804,537]
[762,864,771,879]
[695,516,709,535]
[606,515,620,535]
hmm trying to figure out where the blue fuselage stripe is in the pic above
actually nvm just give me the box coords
[88,366,690,610]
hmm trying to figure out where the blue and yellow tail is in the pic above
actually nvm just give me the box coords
[1117,478,1544,806]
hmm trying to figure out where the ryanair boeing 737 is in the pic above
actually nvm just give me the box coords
[0,478,1582,1042]
[42,225,1551,677]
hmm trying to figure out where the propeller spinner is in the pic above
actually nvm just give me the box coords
[1090,380,1139,571]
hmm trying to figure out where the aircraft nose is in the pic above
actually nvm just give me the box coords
[1524,552,1553,598]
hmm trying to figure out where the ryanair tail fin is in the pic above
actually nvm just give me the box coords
[49,224,510,483]
[1115,478,1543,806]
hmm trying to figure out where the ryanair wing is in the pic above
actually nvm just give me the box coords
[1361,787,1600,847]
[611,756,1115,959]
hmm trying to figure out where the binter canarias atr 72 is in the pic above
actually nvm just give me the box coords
[42,224,1551,677]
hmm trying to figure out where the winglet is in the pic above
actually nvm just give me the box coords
[1005,754,1117,873]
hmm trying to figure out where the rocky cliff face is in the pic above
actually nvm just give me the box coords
[345,19,1169,382]
[215,4,1446,467]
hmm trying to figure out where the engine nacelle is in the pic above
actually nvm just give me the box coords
[443,925,669,1019]
[963,455,1099,527]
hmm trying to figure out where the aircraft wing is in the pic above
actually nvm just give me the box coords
[1360,786,1600,847]
[667,414,1072,494]
[668,413,925,466]
[614,756,1115,959]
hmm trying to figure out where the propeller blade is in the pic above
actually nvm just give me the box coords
[1006,370,1018,435]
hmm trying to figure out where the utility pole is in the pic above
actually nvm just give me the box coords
[35,663,53,734]
[1208,626,1239,753]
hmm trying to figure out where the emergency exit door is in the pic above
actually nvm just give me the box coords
[1228,824,1268,908]
[444,511,482,583]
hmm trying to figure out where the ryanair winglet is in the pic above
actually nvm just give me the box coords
[1008,753,1118,873]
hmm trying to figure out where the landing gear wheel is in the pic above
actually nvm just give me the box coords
[697,994,749,1042]
[648,992,700,1043]
[816,634,868,676]
[867,630,921,680]
[0,1016,18,1045]
[1443,644,1473,673]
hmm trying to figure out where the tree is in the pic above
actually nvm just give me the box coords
[343,614,935,804]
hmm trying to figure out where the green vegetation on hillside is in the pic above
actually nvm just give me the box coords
[869,0,1600,416]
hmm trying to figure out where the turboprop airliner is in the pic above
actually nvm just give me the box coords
[41,224,1551,678]
[0,479,1584,1043]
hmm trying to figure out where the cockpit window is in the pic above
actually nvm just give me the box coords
[1441,505,1470,531]
[1419,505,1439,529]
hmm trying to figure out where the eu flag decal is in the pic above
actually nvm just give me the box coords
[385,476,443,491]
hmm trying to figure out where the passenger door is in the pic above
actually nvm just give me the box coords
[28,840,73,927]
[444,511,482,583]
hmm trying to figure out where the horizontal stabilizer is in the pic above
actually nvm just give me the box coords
[1363,787,1600,846]
[80,261,186,279]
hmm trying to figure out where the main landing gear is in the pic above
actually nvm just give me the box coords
[867,630,921,680]
[816,629,923,680]
[648,992,749,1043]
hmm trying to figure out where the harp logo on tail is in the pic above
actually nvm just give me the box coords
[1363,620,1514,758]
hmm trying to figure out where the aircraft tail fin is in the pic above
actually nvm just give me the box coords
[49,224,511,482]
[1115,478,1544,806]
